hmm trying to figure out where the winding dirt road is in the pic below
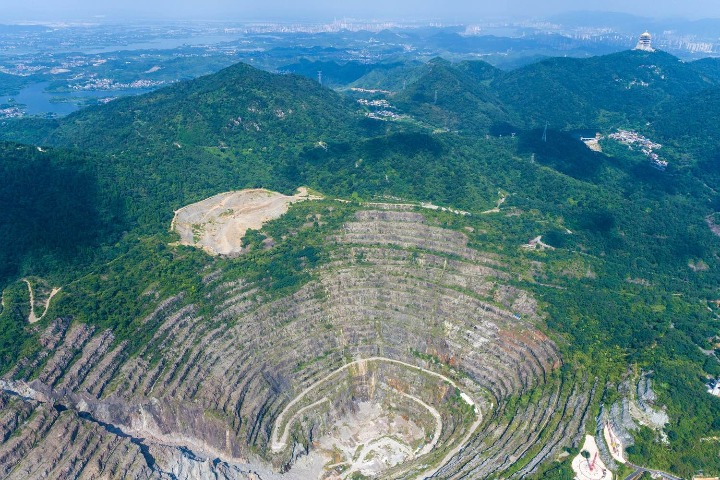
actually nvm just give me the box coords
[23,279,61,324]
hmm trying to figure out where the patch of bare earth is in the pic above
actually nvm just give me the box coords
[172,187,320,256]
[707,214,720,238]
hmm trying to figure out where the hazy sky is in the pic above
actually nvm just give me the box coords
[6,0,720,22]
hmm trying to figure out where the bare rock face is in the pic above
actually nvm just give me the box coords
[0,392,159,480]
[600,371,670,452]
[0,207,590,479]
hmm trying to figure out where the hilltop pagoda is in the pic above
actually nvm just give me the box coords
[634,31,654,52]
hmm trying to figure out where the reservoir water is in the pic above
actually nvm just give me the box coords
[1,82,153,116]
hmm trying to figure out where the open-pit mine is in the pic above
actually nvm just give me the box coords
[0,193,593,479]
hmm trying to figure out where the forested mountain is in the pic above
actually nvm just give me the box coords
[3,63,379,233]
[2,48,720,480]
[392,58,514,132]
[494,49,716,129]
[46,61,362,152]
[346,49,718,134]
[280,59,405,87]
[689,57,720,82]
[653,86,720,158]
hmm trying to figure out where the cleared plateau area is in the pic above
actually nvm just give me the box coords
[172,187,319,255]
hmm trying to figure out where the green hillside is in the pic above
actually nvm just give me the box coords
[350,60,426,91]
[0,143,120,284]
[0,72,31,96]
[47,62,362,152]
[690,57,720,83]
[393,58,514,132]
[280,59,405,87]
[6,63,378,233]
[653,86,720,166]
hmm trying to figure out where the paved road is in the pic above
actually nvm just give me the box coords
[624,462,683,480]
[623,468,643,480]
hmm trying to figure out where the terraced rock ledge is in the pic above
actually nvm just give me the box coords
[0,204,592,479]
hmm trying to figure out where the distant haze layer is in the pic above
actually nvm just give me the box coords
[6,0,720,21]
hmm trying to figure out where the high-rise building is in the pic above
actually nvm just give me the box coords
[634,31,654,52]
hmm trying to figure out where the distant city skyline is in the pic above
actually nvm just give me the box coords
[5,0,720,22]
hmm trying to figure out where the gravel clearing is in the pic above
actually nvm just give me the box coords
[172,187,319,255]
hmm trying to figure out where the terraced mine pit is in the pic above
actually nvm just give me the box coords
[270,357,481,478]
[314,400,429,478]
[0,202,592,479]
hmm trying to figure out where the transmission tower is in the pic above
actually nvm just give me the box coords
[542,121,548,142]
[434,89,438,104]
[317,71,323,86]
